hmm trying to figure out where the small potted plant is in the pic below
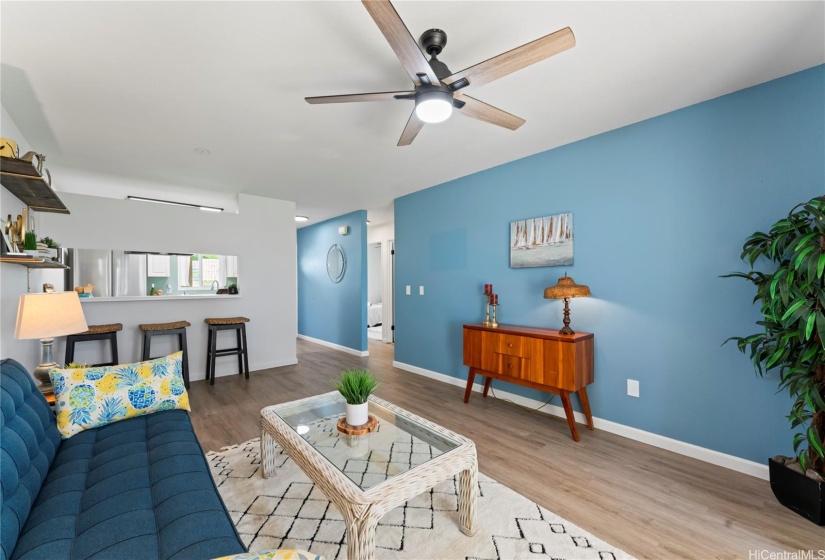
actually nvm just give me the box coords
[334,368,379,426]
[227,283,239,294]
[38,236,61,260]
[23,231,38,256]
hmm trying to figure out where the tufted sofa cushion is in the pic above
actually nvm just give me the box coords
[1,359,61,560]
[1,359,245,560]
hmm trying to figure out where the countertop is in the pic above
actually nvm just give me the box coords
[79,294,242,303]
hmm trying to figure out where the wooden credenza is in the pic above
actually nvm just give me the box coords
[462,323,595,441]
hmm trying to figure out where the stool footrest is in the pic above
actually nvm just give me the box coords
[214,348,243,356]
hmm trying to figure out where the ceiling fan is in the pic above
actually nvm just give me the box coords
[306,0,575,146]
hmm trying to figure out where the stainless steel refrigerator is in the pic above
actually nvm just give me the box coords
[65,249,147,297]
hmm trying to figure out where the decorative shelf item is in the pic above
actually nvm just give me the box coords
[0,154,70,214]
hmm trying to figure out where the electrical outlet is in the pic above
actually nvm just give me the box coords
[419,285,424,296]
[627,379,640,398]
[405,285,411,295]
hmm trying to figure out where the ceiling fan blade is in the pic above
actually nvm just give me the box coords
[362,0,440,87]
[443,27,575,93]
[455,95,525,130]
[398,110,424,146]
[305,91,414,104]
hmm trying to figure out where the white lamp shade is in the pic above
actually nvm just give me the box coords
[15,292,88,340]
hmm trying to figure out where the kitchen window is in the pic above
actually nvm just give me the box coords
[178,254,226,289]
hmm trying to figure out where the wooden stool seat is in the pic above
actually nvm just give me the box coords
[65,324,122,367]
[140,320,190,388]
[205,318,250,385]
[204,317,250,325]
[77,323,123,335]
[139,320,192,331]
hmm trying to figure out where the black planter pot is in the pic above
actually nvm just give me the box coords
[769,458,825,525]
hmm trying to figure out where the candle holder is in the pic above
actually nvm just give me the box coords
[490,303,499,328]
[483,294,492,326]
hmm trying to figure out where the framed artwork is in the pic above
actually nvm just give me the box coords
[510,212,573,268]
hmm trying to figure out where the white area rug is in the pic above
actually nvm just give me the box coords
[207,438,633,560]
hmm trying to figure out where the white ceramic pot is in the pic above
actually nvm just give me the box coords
[346,402,369,426]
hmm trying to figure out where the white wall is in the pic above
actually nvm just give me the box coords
[1,104,297,380]
[367,243,382,305]
[367,220,394,245]
[1,190,297,380]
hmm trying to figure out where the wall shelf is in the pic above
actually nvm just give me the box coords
[0,256,69,269]
[0,156,70,214]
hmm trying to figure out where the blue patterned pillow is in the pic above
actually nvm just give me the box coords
[49,352,189,438]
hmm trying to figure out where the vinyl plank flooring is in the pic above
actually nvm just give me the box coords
[188,338,824,559]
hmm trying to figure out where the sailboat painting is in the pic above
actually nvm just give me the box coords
[510,212,573,268]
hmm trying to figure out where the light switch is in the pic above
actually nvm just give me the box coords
[405,285,411,295]
[419,286,424,296]
[627,379,640,398]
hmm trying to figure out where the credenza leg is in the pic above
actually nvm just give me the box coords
[560,391,580,442]
[463,368,476,403]
[578,386,594,430]
[482,377,492,398]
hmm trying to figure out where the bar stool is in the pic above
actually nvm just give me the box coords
[204,317,250,385]
[64,323,122,367]
[139,320,191,388]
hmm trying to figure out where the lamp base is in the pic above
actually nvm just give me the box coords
[558,297,575,335]
[33,337,56,397]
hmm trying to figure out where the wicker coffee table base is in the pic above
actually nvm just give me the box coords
[260,395,477,560]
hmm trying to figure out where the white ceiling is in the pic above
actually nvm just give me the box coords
[2,1,823,227]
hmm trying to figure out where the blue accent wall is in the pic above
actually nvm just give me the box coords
[394,65,824,464]
[298,210,368,352]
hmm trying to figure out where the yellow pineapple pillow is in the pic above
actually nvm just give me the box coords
[49,352,190,439]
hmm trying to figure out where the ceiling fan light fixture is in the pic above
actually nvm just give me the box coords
[415,91,453,123]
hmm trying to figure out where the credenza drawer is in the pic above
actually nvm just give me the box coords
[495,353,526,378]
[496,334,528,357]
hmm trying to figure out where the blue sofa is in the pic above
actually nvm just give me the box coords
[1,358,246,560]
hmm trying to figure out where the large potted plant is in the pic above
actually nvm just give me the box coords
[334,368,379,427]
[724,195,824,525]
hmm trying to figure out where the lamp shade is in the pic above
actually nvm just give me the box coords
[544,273,591,300]
[15,292,88,340]
[415,91,453,123]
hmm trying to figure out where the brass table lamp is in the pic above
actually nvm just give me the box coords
[544,273,591,335]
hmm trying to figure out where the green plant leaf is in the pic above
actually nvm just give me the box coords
[808,425,825,459]
[781,299,810,323]
[816,312,825,350]
[794,231,819,251]
[794,432,807,451]
[805,313,817,341]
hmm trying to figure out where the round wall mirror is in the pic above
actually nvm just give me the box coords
[327,244,346,283]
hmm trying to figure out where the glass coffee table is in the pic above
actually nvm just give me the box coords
[260,391,477,560]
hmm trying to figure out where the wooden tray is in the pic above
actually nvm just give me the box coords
[336,414,378,435]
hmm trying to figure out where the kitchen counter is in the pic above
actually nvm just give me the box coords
[79,294,242,303]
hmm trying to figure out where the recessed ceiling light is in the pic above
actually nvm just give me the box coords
[366,220,371,225]
[194,147,211,156]
[295,216,309,222]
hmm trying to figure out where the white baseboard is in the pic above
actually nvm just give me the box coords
[393,360,769,480]
[298,334,369,357]
[191,357,298,381]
